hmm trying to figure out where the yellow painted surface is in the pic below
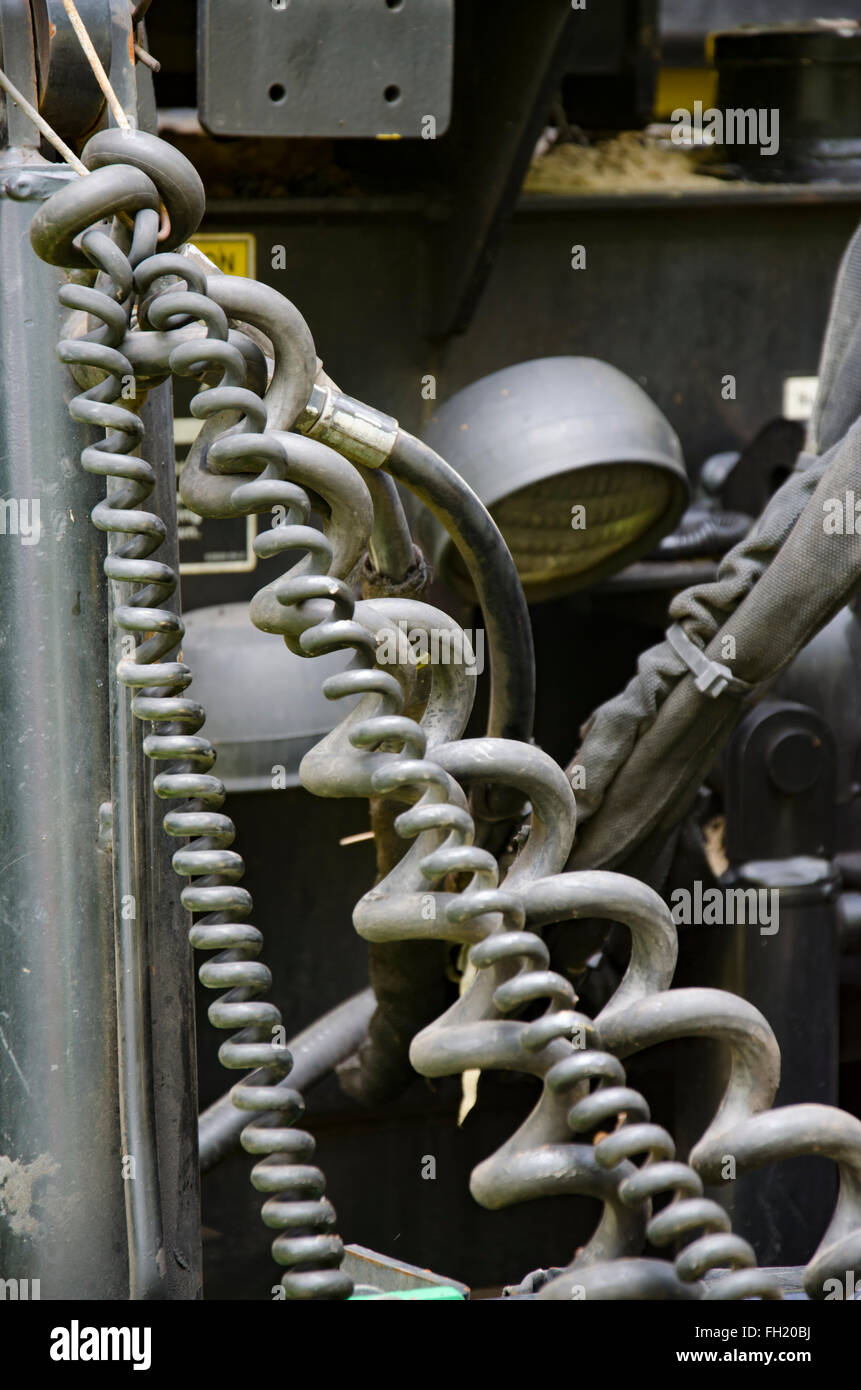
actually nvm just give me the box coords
[655,67,718,120]
[191,233,256,278]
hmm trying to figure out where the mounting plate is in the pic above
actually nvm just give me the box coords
[198,0,454,139]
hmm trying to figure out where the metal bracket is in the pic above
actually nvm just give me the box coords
[198,0,454,139]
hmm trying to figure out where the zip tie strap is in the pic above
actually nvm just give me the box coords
[666,622,751,699]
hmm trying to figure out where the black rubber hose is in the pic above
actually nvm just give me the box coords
[385,429,535,745]
[335,430,537,1106]
[294,431,537,1110]
[199,988,376,1173]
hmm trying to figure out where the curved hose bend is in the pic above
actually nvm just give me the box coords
[150,251,815,1299]
[691,1104,861,1299]
[37,131,861,1305]
[162,228,861,1302]
[407,850,782,1295]
[537,1046,780,1301]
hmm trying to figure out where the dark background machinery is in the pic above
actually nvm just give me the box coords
[142,0,861,1295]
[3,0,861,1300]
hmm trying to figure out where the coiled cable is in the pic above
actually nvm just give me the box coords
[33,147,350,1299]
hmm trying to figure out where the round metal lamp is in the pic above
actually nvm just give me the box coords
[418,356,689,602]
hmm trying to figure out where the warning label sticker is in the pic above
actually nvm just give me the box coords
[190,234,256,279]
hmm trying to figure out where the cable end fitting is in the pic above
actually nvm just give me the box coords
[299,384,399,469]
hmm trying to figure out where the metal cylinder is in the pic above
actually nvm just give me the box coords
[136,380,202,1299]
[728,859,840,1266]
[704,20,861,184]
[0,163,127,1297]
[682,857,840,1268]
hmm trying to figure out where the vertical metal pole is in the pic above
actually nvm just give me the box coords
[139,381,202,1298]
[0,162,130,1297]
[106,482,165,1298]
[0,199,201,1301]
[0,0,200,1300]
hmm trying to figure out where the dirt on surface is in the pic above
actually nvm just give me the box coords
[523,130,733,195]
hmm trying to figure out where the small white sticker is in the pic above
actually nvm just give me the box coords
[783,376,818,421]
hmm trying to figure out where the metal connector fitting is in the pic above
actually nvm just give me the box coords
[300,383,399,468]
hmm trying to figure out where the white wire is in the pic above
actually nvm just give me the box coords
[62,0,132,131]
[0,65,88,175]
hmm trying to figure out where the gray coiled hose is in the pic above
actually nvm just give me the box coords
[32,128,861,1301]
[31,130,350,1301]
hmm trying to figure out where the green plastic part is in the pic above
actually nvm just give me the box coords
[348,1286,465,1300]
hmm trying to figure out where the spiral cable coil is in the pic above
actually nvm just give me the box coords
[31,143,350,1300]
[149,267,816,1301]
[29,130,861,1303]
[538,1043,779,1300]
[209,396,783,1299]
